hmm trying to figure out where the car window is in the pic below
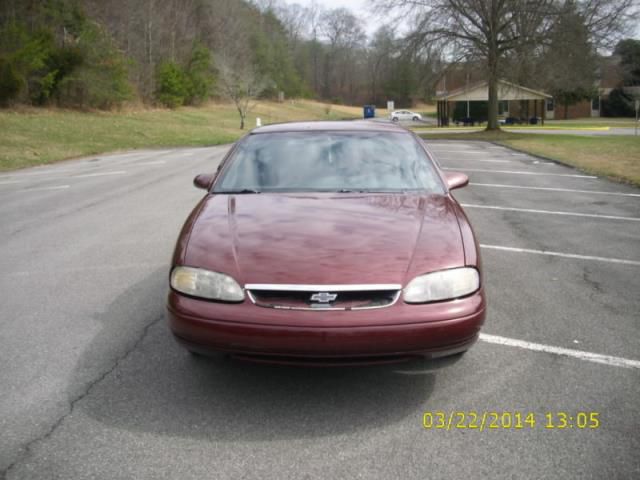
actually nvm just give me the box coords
[214,132,445,194]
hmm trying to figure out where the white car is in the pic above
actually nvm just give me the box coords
[390,110,422,122]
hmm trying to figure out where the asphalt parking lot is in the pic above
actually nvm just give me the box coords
[1,139,638,479]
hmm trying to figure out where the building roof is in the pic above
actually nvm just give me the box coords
[437,80,552,101]
[251,120,408,134]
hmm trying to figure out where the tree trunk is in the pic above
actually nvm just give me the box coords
[486,1,501,131]
[487,67,499,130]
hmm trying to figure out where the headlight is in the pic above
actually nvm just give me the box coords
[170,266,244,302]
[403,268,480,303]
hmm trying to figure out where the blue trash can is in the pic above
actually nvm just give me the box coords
[363,105,376,119]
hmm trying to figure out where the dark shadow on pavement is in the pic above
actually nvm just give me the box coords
[71,269,462,441]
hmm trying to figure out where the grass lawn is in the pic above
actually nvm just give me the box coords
[0,100,359,171]
[545,117,638,129]
[412,117,638,131]
[419,130,640,186]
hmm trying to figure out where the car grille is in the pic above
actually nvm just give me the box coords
[245,284,402,311]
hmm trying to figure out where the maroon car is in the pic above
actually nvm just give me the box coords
[167,121,485,365]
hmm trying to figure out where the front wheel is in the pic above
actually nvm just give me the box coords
[392,117,399,122]
[412,116,420,121]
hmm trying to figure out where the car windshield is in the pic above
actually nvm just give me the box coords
[213,131,444,193]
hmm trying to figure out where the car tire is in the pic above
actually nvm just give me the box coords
[392,117,398,122]
[412,116,419,121]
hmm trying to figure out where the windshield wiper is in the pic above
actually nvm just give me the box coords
[220,189,261,194]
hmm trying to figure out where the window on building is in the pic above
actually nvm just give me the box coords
[591,97,600,111]
[498,100,509,115]
[546,99,555,112]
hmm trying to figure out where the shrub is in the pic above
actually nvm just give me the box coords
[56,23,131,109]
[602,88,635,117]
[156,61,189,108]
[185,43,215,105]
[0,57,23,106]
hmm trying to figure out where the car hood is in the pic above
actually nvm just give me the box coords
[184,193,465,286]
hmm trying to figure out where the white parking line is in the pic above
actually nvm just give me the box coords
[470,183,640,198]
[461,204,640,222]
[0,168,83,178]
[432,150,490,154]
[436,155,512,163]
[0,180,25,185]
[480,244,640,266]
[444,167,596,178]
[480,333,640,369]
[22,185,71,192]
[72,171,127,178]
[174,151,198,157]
[134,160,167,166]
[427,144,478,148]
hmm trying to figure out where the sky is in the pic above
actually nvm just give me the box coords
[281,0,384,35]
[283,0,368,11]
[283,0,640,40]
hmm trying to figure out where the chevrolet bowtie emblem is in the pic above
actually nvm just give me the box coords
[310,292,338,303]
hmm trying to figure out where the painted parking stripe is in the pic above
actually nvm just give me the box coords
[0,180,26,185]
[72,171,127,178]
[480,244,640,267]
[470,183,640,198]
[444,167,596,178]
[432,150,491,154]
[440,158,510,164]
[133,160,167,166]
[0,168,84,178]
[23,185,71,192]
[427,143,480,147]
[480,333,640,370]
[461,204,640,222]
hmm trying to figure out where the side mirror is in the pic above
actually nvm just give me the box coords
[444,171,469,190]
[193,173,216,190]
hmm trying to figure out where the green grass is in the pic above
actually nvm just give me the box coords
[412,117,638,131]
[419,130,640,186]
[0,100,359,171]
[545,118,638,129]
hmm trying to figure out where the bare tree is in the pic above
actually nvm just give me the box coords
[218,56,270,129]
[320,8,366,100]
[375,0,638,130]
[367,27,396,103]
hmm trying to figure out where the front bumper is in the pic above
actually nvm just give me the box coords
[167,289,485,362]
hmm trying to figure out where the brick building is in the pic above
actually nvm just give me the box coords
[434,55,626,120]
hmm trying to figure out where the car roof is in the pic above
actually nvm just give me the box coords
[250,120,409,134]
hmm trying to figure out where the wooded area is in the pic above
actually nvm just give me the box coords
[0,0,432,110]
[0,0,638,127]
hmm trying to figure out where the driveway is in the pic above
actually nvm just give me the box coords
[1,142,639,479]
